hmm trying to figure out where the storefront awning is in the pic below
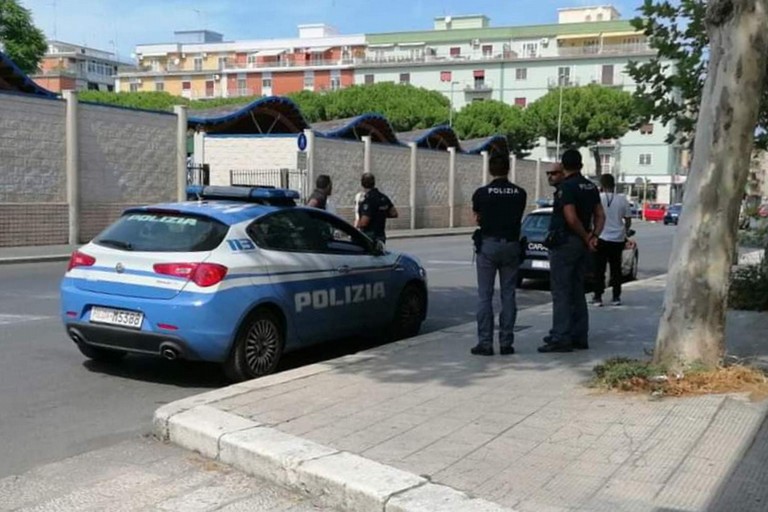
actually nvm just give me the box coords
[309,47,331,53]
[398,42,426,47]
[601,31,643,38]
[256,48,287,57]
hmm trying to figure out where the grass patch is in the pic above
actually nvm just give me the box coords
[591,357,768,399]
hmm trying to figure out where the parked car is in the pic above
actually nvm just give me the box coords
[60,185,428,382]
[628,200,640,219]
[642,203,667,222]
[663,203,683,225]
[517,208,639,287]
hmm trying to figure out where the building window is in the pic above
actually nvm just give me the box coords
[304,70,314,89]
[154,81,164,92]
[449,47,461,57]
[330,72,341,90]
[640,123,654,135]
[237,78,247,94]
[473,69,485,89]
[364,74,374,85]
[597,13,604,21]
[218,57,227,70]
[129,83,139,92]
[262,72,272,89]
[515,68,527,80]
[399,73,410,84]
[194,57,203,71]
[247,54,257,66]
[639,154,652,166]
[440,70,452,82]
[514,97,527,107]
[521,43,538,58]
[600,154,612,171]
[182,81,191,90]
[601,64,614,85]
[482,44,493,57]
[557,66,571,86]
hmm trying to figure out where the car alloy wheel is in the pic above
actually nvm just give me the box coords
[390,284,426,341]
[224,309,285,382]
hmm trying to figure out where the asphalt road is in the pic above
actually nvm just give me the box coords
[0,223,676,478]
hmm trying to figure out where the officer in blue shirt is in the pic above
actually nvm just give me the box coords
[470,154,528,356]
[539,149,605,353]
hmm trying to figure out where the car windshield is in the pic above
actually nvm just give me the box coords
[94,212,229,252]
[669,204,682,212]
[522,213,551,238]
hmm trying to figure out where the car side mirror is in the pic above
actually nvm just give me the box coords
[627,229,636,237]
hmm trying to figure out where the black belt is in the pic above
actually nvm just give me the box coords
[482,235,517,243]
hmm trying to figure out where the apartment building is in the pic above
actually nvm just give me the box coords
[116,5,682,200]
[31,40,128,92]
[115,26,365,99]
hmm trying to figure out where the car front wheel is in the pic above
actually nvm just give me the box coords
[224,309,285,382]
[388,283,426,341]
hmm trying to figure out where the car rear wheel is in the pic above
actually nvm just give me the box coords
[388,283,426,341]
[224,309,285,382]
[76,341,127,363]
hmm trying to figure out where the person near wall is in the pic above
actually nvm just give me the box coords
[539,149,605,353]
[469,154,528,356]
[592,173,631,307]
[355,173,398,244]
[306,174,333,210]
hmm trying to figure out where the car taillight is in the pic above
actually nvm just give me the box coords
[67,251,96,272]
[153,262,228,287]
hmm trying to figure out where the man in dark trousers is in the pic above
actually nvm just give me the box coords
[355,173,398,243]
[470,154,528,356]
[306,174,333,210]
[539,149,605,353]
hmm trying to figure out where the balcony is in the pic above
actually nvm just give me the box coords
[464,80,494,93]
[547,77,581,88]
[557,43,653,57]
[587,75,626,87]
[32,66,78,78]
[225,58,356,71]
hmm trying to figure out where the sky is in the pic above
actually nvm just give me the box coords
[20,0,639,61]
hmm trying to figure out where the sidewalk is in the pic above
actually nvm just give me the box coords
[155,276,768,512]
[0,227,475,265]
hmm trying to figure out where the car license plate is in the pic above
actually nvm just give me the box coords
[532,260,550,270]
[90,306,143,329]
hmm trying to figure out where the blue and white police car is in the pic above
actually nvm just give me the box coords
[60,186,428,382]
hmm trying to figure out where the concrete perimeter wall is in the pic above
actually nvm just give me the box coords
[0,91,179,247]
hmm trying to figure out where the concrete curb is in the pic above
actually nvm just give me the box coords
[0,254,72,266]
[155,404,513,512]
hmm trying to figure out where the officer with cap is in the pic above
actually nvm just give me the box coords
[470,153,528,356]
[539,149,605,353]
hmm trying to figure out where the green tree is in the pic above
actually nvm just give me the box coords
[322,83,450,131]
[78,91,188,111]
[0,0,47,74]
[286,90,328,123]
[627,0,768,150]
[628,0,768,370]
[452,99,538,158]
[527,84,642,175]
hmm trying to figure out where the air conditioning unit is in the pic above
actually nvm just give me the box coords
[181,53,186,58]
[214,74,221,80]
[472,39,480,47]
[202,52,208,58]
[541,37,550,46]
[137,79,143,84]
[173,58,180,65]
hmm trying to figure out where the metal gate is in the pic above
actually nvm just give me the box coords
[229,168,309,200]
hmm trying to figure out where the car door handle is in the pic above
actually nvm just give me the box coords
[336,265,350,274]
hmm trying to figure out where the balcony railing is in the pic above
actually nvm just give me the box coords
[32,67,78,77]
[547,77,582,88]
[224,58,356,70]
[464,80,494,92]
[557,43,652,57]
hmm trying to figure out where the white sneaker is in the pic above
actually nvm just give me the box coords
[611,299,622,306]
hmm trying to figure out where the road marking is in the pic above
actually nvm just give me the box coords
[0,314,55,325]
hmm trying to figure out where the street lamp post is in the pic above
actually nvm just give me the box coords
[449,81,459,127]
[555,72,565,158]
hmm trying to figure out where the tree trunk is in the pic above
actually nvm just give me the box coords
[654,0,768,370]
[591,147,602,177]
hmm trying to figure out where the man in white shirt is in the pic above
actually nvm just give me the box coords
[592,174,631,306]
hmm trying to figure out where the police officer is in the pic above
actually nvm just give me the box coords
[539,149,605,353]
[355,173,398,244]
[470,153,528,356]
[306,174,333,210]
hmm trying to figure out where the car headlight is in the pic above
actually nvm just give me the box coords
[418,266,427,279]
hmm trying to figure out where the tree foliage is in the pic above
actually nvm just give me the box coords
[527,84,642,173]
[286,90,327,123]
[78,91,188,111]
[627,0,768,149]
[452,100,538,157]
[0,0,47,74]
[321,83,450,131]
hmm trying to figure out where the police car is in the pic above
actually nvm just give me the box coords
[60,186,428,382]
[517,207,639,286]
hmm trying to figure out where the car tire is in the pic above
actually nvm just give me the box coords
[388,283,426,341]
[76,341,127,363]
[224,308,285,382]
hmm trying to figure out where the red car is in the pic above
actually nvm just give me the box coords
[643,203,667,222]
